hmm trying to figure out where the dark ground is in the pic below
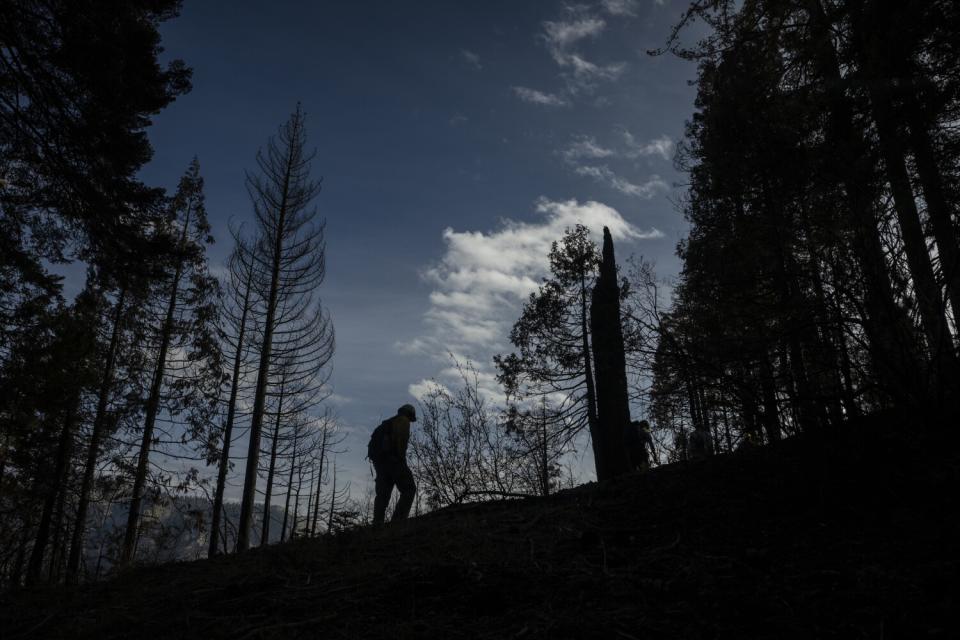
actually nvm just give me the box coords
[3,411,958,639]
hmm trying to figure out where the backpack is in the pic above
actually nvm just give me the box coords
[366,419,393,464]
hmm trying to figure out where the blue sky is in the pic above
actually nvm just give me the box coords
[136,0,701,499]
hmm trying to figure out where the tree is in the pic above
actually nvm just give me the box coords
[504,398,567,497]
[236,106,332,552]
[589,227,633,478]
[208,233,257,557]
[21,293,99,585]
[120,159,222,565]
[645,0,960,448]
[410,360,522,509]
[0,0,191,327]
[495,226,605,478]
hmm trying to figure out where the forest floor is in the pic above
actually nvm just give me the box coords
[2,410,958,639]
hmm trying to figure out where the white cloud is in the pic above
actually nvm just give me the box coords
[562,135,616,161]
[513,7,630,106]
[623,131,675,161]
[408,379,451,402]
[601,0,641,16]
[401,197,664,445]
[561,132,674,197]
[326,392,354,406]
[543,17,606,53]
[407,198,660,366]
[461,49,482,70]
[574,166,670,199]
[565,55,627,88]
[541,15,627,93]
[512,86,570,107]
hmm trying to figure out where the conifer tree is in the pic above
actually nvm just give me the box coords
[236,107,333,552]
[120,159,222,564]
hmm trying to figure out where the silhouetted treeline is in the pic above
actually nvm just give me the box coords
[646,0,959,449]
[0,2,339,589]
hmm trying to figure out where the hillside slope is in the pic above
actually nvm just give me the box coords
[3,412,958,639]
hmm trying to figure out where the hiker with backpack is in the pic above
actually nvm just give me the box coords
[367,404,418,526]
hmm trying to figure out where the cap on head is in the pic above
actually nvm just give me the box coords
[638,419,650,430]
[398,403,417,422]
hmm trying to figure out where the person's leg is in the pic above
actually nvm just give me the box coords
[373,464,394,526]
[391,463,417,522]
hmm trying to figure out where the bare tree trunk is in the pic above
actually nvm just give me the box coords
[326,467,337,533]
[291,465,304,540]
[237,143,293,553]
[280,453,296,543]
[209,263,253,558]
[310,428,327,536]
[260,380,285,547]
[304,466,315,538]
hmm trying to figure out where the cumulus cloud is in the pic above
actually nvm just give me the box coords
[403,198,660,356]
[512,86,570,107]
[401,197,662,403]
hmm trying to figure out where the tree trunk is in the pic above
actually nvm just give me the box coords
[540,403,550,497]
[579,273,602,480]
[803,0,923,402]
[67,288,126,582]
[292,465,304,539]
[48,483,70,583]
[304,466,315,538]
[260,381,285,548]
[867,79,955,374]
[26,402,77,585]
[121,203,193,565]
[907,107,960,330]
[759,355,781,443]
[589,227,633,480]
[237,153,292,552]
[280,445,296,543]
[209,267,253,558]
[310,428,328,536]
[326,468,337,533]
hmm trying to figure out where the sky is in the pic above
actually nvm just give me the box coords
[136,0,702,500]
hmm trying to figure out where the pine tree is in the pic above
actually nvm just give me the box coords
[236,107,332,552]
[120,159,223,565]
